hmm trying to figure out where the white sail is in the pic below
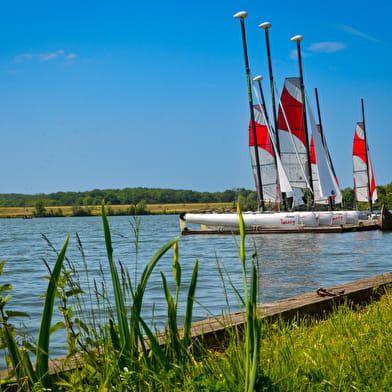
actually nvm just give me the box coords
[251,81,303,206]
[353,122,377,203]
[308,105,342,204]
[277,78,310,203]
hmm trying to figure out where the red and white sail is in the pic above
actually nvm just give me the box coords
[352,122,377,203]
[277,77,310,196]
[249,104,280,202]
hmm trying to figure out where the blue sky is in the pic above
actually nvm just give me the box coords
[0,0,390,194]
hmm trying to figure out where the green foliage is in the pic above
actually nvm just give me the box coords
[376,184,392,209]
[0,235,70,389]
[128,200,149,215]
[2,183,392,210]
[232,189,259,211]
[71,205,93,217]
[32,199,47,217]
[342,187,355,209]
[36,236,70,386]
[237,204,262,391]
[0,187,252,207]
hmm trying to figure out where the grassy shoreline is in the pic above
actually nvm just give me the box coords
[2,205,391,390]
[0,202,232,218]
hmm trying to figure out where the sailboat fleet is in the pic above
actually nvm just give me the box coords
[180,11,391,234]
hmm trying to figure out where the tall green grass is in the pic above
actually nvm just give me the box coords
[0,236,70,390]
[1,204,392,391]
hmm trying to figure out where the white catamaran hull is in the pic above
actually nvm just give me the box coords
[181,210,359,230]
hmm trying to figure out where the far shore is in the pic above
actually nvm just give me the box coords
[0,202,233,218]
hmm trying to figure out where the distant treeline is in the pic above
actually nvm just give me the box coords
[0,187,256,207]
[0,182,391,209]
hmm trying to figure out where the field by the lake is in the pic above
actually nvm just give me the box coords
[0,202,233,218]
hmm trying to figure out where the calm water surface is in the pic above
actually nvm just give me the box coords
[1,215,391,368]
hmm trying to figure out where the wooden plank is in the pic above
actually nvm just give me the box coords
[187,271,392,347]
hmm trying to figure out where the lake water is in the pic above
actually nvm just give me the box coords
[1,214,391,369]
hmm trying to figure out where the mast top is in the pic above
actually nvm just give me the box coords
[253,75,263,82]
[233,11,248,19]
[291,35,304,42]
[258,22,272,29]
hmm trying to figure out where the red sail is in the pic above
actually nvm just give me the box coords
[276,77,308,191]
[249,106,274,156]
[352,122,377,202]
[248,104,278,202]
[277,77,306,147]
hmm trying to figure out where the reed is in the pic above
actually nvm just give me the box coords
[237,203,262,392]
[0,236,70,390]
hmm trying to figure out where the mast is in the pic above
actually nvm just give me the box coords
[258,22,280,155]
[253,76,270,125]
[315,88,333,169]
[361,98,373,213]
[291,35,314,205]
[233,11,265,211]
[314,88,335,210]
[259,23,289,210]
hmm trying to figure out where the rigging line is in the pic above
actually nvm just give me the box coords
[305,93,341,201]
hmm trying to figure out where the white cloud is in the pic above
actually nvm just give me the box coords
[308,42,345,53]
[14,53,34,63]
[289,49,298,60]
[339,24,381,43]
[290,41,344,60]
[40,53,58,61]
[14,50,77,64]
[289,49,311,60]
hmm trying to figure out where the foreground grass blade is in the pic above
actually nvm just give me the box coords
[182,259,198,348]
[137,316,171,371]
[1,323,24,380]
[101,203,131,361]
[133,236,181,314]
[36,234,70,386]
[129,236,180,363]
[161,272,181,361]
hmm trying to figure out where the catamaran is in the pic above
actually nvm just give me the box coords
[179,11,391,234]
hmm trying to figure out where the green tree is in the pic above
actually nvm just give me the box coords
[342,187,355,209]
[32,200,47,217]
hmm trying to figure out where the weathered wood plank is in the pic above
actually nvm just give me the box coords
[187,271,392,347]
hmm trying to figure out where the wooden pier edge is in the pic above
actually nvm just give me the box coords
[1,271,392,383]
[189,271,392,347]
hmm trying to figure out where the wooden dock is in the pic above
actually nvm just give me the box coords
[187,271,392,347]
